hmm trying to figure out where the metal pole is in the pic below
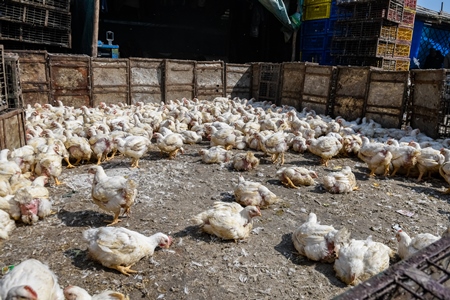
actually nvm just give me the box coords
[92,0,100,57]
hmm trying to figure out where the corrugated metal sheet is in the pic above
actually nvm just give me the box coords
[14,50,49,106]
[302,64,335,115]
[225,63,252,100]
[164,59,195,102]
[365,70,409,129]
[195,61,224,100]
[129,58,164,105]
[334,66,372,121]
[279,62,307,110]
[91,58,129,107]
[48,54,91,107]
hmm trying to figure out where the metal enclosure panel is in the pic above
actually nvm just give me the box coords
[165,59,195,102]
[14,50,49,106]
[225,63,252,99]
[91,58,129,107]
[129,58,164,105]
[196,61,224,100]
[48,54,91,108]
[0,109,26,150]
[333,66,372,121]
[302,64,334,115]
[365,70,409,128]
[409,69,447,139]
[4,53,23,109]
[252,63,281,104]
[279,62,306,110]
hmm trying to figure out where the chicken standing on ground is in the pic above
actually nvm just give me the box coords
[306,135,342,167]
[234,175,279,208]
[34,142,64,185]
[0,258,64,300]
[358,137,392,176]
[64,130,92,168]
[408,141,444,182]
[192,201,261,241]
[396,228,440,259]
[113,135,151,168]
[10,176,52,225]
[233,152,260,171]
[198,146,233,164]
[385,138,420,177]
[153,132,185,159]
[292,212,350,262]
[323,166,358,194]
[64,285,129,300]
[439,148,450,193]
[276,167,317,188]
[334,236,394,285]
[88,165,137,226]
[83,227,172,276]
[255,131,288,165]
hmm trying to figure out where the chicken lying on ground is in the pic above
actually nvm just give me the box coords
[276,167,318,188]
[198,146,233,164]
[0,258,64,300]
[292,212,350,262]
[192,201,261,241]
[64,285,129,300]
[34,142,64,185]
[10,176,53,225]
[0,208,15,240]
[233,152,260,171]
[83,226,172,276]
[334,236,394,285]
[88,165,137,226]
[323,166,358,194]
[234,175,279,208]
[395,228,441,259]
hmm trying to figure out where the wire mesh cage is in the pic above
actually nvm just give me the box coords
[4,53,23,109]
[333,235,450,300]
[8,0,70,12]
[256,63,281,104]
[336,0,404,23]
[0,22,71,48]
[0,46,8,112]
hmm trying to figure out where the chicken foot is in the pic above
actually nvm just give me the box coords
[113,265,138,276]
[169,149,179,159]
[53,176,63,185]
[106,211,121,226]
[130,158,140,169]
[282,175,298,189]
[64,157,75,169]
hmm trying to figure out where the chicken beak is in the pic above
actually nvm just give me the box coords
[162,236,173,249]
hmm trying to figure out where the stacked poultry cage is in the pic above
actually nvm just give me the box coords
[331,0,412,70]
[0,0,71,48]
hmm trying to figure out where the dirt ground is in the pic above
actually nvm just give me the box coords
[1,142,450,299]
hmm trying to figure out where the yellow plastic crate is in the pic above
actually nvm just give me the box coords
[377,41,395,57]
[397,26,413,41]
[304,0,331,6]
[394,43,411,57]
[381,59,396,71]
[380,25,398,41]
[395,59,410,71]
[304,3,331,21]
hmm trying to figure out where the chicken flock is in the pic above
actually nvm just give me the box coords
[0,96,449,298]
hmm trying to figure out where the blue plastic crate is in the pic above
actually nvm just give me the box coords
[301,33,333,51]
[301,51,322,63]
[302,19,329,36]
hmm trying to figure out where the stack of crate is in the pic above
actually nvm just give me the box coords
[331,0,408,70]
[0,0,71,48]
[394,0,416,70]
[300,0,338,65]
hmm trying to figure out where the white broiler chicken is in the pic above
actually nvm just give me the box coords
[10,145,36,173]
[198,146,233,164]
[34,142,64,185]
[255,131,288,165]
[0,149,22,180]
[10,176,52,225]
[113,135,151,168]
[0,258,64,300]
[232,152,260,171]
[64,130,92,167]
[409,141,445,182]
[88,127,114,165]
[83,226,172,276]
[385,138,421,177]
[208,127,240,150]
[153,132,184,159]
[334,236,394,285]
[0,208,15,240]
[292,212,350,262]
[88,165,137,226]
[192,201,261,241]
[234,175,279,208]
[180,130,202,144]
[439,148,450,193]
[64,285,129,300]
[396,228,440,259]
[276,167,317,188]
[358,137,392,176]
[323,166,358,194]
[306,135,342,166]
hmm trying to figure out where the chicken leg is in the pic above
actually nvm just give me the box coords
[64,157,75,169]
[114,265,138,276]
[282,175,298,189]
[53,176,63,185]
[442,188,450,194]
[106,211,121,226]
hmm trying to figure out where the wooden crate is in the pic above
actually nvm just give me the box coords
[164,59,195,103]
[91,58,129,107]
[129,58,164,105]
[0,108,26,150]
[195,61,225,100]
[302,64,335,115]
[225,63,252,100]
[48,54,91,107]
[279,62,307,110]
